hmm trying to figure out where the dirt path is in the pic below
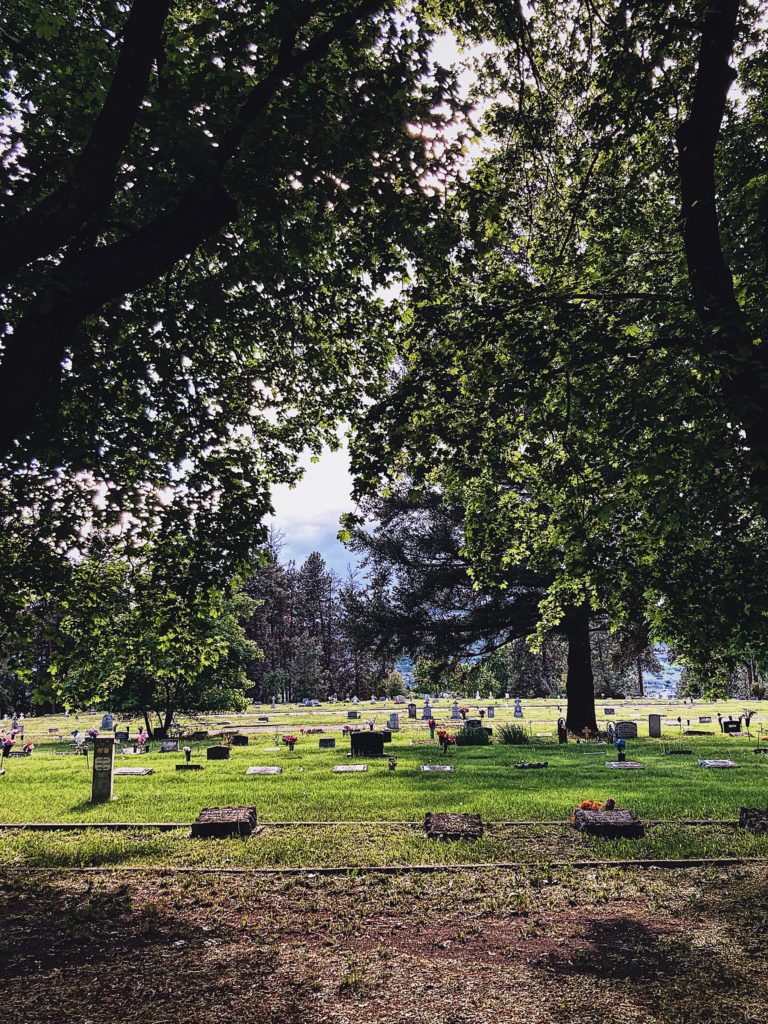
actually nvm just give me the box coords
[1,865,765,1023]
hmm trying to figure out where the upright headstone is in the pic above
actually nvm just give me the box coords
[408,703,417,720]
[422,701,432,720]
[348,710,359,720]
[514,698,523,718]
[615,721,638,740]
[486,706,495,719]
[648,714,662,739]
[100,712,114,731]
[91,736,115,803]
[388,713,400,731]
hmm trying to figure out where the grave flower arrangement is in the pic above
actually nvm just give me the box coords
[87,728,99,739]
[23,742,35,754]
[282,734,298,752]
[479,709,486,719]
[1,734,15,757]
[436,729,457,754]
[428,717,437,738]
[137,729,149,751]
[459,706,469,720]
[572,797,617,820]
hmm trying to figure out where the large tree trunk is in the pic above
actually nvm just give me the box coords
[563,604,596,734]
[636,658,645,697]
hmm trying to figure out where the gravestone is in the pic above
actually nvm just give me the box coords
[319,737,336,749]
[573,808,644,838]
[698,758,738,768]
[91,736,115,803]
[421,764,455,772]
[723,720,741,734]
[604,708,615,716]
[648,714,662,739]
[231,735,249,746]
[615,721,638,739]
[100,713,114,731]
[246,766,282,775]
[191,806,257,838]
[379,730,392,743]
[486,706,495,719]
[515,761,548,769]
[699,716,712,724]
[606,761,644,769]
[333,764,368,773]
[450,702,462,720]
[514,698,523,718]
[114,767,154,776]
[114,730,129,743]
[176,763,203,771]
[422,703,432,720]
[739,807,768,834]
[206,745,231,761]
[388,713,400,731]
[348,711,359,720]
[160,739,180,753]
[351,732,385,757]
[407,703,417,719]
[466,718,482,730]
[424,812,484,840]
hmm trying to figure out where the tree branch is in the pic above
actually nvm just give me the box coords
[0,0,172,282]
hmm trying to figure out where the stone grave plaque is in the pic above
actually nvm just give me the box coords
[114,730,129,742]
[114,767,154,776]
[190,730,209,741]
[421,764,455,772]
[388,713,400,731]
[407,703,417,719]
[515,761,548,769]
[723,720,741,734]
[191,805,257,838]
[615,721,638,739]
[648,714,662,739]
[699,716,712,724]
[603,708,615,716]
[257,716,270,722]
[333,764,368,773]
[206,745,231,761]
[231,735,249,746]
[573,808,644,838]
[319,737,336,749]
[347,711,359,720]
[753,748,768,755]
[698,758,738,768]
[160,739,180,753]
[466,718,482,730]
[606,761,644,769]
[487,706,495,718]
[246,766,282,775]
[424,812,483,840]
[739,807,768,834]
[351,732,385,757]
[176,764,203,771]
[91,736,115,803]
[264,746,281,751]
[379,730,392,743]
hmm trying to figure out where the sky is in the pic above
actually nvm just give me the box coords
[270,445,359,576]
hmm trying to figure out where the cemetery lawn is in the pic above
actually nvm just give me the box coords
[1,863,766,1023]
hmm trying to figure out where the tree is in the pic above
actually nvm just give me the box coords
[44,545,259,733]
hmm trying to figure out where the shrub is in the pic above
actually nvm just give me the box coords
[455,728,490,746]
[498,724,530,745]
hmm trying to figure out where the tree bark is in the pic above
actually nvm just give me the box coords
[636,657,645,697]
[563,603,596,734]
[676,0,768,492]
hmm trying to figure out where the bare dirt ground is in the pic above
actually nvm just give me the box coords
[1,864,766,1023]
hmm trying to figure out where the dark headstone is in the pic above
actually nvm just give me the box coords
[319,737,336,749]
[190,730,209,741]
[231,734,249,746]
[615,721,638,739]
[573,808,644,838]
[379,730,392,743]
[466,718,482,729]
[739,807,768,834]
[424,812,484,840]
[407,703,417,719]
[351,732,385,757]
[603,708,615,715]
[114,730,129,742]
[191,806,257,838]
[684,729,714,735]
[160,739,180,753]
[723,720,741,734]
[699,716,712,724]
[176,763,204,771]
[347,711,359,720]
[206,745,231,761]
[515,761,548,769]
[648,714,662,739]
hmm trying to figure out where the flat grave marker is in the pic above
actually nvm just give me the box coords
[246,766,282,776]
[159,739,180,753]
[424,812,483,840]
[573,808,644,838]
[333,764,368,773]
[421,764,455,772]
[114,767,154,776]
[207,746,231,761]
[319,737,336,749]
[176,764,203,771]
[739,808,768,834]
[515,761,548,769]
[606,761,644,769]
[698,758,738,769]
[191,805,257,838]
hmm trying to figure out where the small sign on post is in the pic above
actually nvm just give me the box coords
[91,736,115,802]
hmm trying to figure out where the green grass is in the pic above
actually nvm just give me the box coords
[1,698,767,825]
